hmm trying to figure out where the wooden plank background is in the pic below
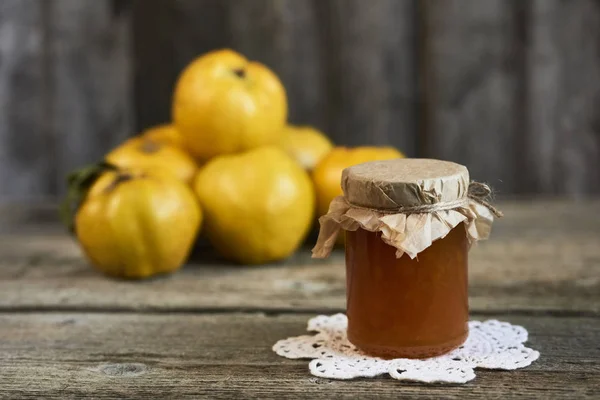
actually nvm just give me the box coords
[0,0,599,200]
[0,0,132,199]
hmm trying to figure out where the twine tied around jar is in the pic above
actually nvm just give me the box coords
[345,181,503,218]
[466,182,503,218]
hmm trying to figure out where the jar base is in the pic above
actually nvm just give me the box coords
[347,330,468,360]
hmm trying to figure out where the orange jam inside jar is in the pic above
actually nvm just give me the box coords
[312,158,500,360]
[345,224,468,359]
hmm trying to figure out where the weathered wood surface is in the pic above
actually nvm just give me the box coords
[132,0,229,129]
[422,0,600,196]
[0,0,49,198]
[524,0,600,196]
[310,0,417,153]
[0,313,598,399]
[0,200,598,398]
[0,0,132,199]
[48,0,133,193]
[0,200,598,314]
[422,0,523,193]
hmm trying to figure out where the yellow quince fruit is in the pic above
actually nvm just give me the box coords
[72,167,201,279]
[173,49,287,161]
[281,124,333,171]
[106,137,198,185]
[194,146,314,264]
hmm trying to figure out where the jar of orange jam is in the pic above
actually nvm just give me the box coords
[313,159,500,359]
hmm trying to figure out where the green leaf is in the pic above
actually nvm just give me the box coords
[59,162,118,234]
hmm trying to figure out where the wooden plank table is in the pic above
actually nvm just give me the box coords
[0,200,599,398]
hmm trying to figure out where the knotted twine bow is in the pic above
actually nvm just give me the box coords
[345,181,503,218]
[467,182,503,218]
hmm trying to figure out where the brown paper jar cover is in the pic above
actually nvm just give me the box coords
[312,158,500,259]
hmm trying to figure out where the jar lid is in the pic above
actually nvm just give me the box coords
[313,158,502,260]
[341,158,469,211]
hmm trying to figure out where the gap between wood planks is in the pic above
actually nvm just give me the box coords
[0,306,597,319]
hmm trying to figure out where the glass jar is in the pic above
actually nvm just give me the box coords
[312,158,500,360]
[345,224,469,359]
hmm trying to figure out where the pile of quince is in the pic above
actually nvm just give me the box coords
[63,49,403,280]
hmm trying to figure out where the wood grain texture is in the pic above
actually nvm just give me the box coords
[0,312,597,399]
[48,0,133,193]
[132,0,229,130]
[131,0,176,130]
[227,0,324,130]
[0,0,52,198]
[316,0,417,153]
[523,0,600,196]
[0,0,133,199]
[0,200,598,397]
[2,0,600,199]
[0,200,598,314]
[422,0,523,194]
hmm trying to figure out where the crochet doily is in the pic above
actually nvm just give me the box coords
[273,314,540,383]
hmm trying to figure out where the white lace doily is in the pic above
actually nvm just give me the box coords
[273,314,540,383]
